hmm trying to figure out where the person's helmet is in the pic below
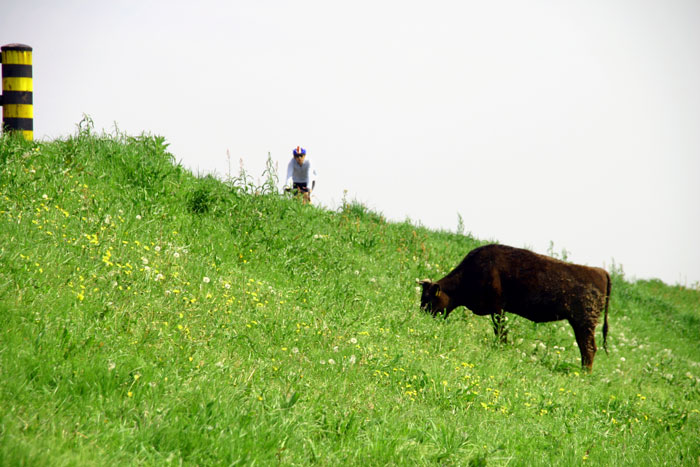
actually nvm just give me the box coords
[293,146,306,157]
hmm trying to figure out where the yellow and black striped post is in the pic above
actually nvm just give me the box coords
[1,43,33,141]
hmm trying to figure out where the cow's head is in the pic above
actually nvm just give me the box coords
[419,279,450,317]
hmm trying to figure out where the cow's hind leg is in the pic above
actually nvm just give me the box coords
[572,323,597,372]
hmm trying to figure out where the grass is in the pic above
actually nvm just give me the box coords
[1,123,699,465]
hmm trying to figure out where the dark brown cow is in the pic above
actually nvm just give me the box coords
[419,244,611,371]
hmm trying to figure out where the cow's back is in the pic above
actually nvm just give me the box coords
[466,245,608,323]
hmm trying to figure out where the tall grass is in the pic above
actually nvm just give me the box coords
[1,125,698,465]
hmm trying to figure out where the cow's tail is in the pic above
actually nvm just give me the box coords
[603,270,611,354]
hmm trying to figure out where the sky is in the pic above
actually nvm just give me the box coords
[3,0,699,286]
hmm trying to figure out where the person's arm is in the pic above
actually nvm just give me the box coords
[310,163,317,191]
[285,160,294,188]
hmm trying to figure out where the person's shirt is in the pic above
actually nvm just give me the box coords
[285,158,317,186]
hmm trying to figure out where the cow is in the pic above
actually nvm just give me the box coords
[418,244,611,372]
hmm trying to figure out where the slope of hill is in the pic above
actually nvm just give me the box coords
[1,126,698,465]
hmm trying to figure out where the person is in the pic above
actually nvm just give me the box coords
[284,146,317,204]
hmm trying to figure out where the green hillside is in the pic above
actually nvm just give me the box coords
[1,125,698,465]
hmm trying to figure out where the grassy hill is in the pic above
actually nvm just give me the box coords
[1,125,699,465]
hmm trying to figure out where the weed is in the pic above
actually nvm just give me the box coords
[1,127,698,465]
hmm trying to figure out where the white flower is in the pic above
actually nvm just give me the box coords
[292,347,299,354]
[141,257,149,265]
[42,194,48,200]
[173,252,180,259]
[328,359,336,365]
[349,337,358,345]
[320,360,326,365]
[136,215,142,220]
[349,355,357,365]
[108,362,116,371]
[224,283,231,290]
[104,215,111,225]
[203,276,211,283]
[155,246,161,252]
[155,274,164,281]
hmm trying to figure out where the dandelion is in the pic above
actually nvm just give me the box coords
[320,360,326,365]
[155,246,161,252]
[224,283,231,289]
[155,273,164,281]
[173,252,180,259]
[127,391,133,398]
[136,215,142,220]
[108,362,116,371]
[292,347,299,354]
[328,359,336,365]
[350,337,358,345]
[203,276,211,283]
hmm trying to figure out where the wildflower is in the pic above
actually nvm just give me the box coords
[224,283,231,289]
[108,362,116,371]
[349,355,357,364]
[203,276,210,284]
[328,359,336,365]
[292,347,299,354]
[349,337,358,345]
[155,274,164,281]
[136,215,142,220]
[155,246,161,252]
[173,252,180,259]
[127,391,133,398]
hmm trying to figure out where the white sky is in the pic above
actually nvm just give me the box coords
[3,0,699,286]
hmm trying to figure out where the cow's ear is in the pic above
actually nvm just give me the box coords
[433,283,442,297]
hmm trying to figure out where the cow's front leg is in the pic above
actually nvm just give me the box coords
[491,310,508,343]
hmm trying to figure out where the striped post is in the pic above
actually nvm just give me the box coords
[1,44,33,141]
